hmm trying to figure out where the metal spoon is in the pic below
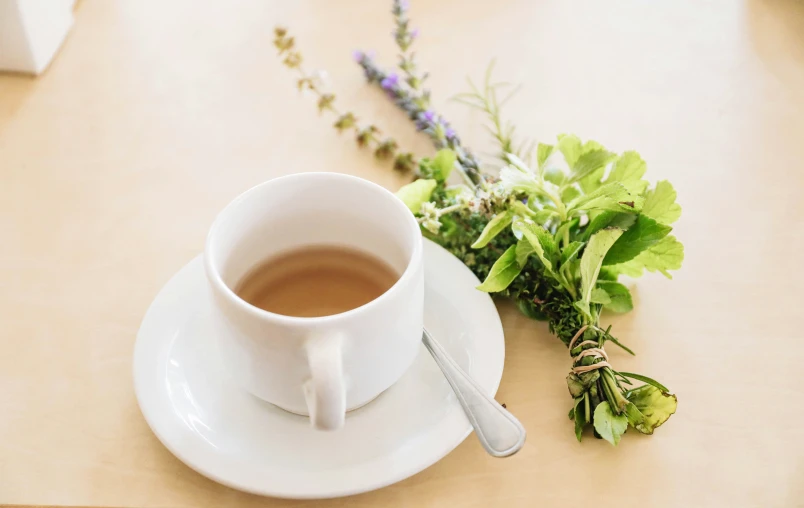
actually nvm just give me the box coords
[422,328,526,457]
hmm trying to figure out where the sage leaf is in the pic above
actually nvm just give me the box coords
[625,385,678,434]
[396,179,437,214]
[471,211,514,248]
[603,214,672,265]
[596,281,633,313]
[580,228,623,305]
[642,180,682,225]
[593,401,628,446]
[476,245,521,293]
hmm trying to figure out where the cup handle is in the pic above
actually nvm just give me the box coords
[303,334,346,431]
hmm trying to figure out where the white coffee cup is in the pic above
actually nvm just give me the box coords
[204,173,424,431]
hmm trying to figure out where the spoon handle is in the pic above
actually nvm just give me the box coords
[422,329,526,458]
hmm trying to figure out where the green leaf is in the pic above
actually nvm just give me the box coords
[569,182,636,214]
[618,372,670,393]
[566,373,586,398]
[596,281,633,313]
[598,267,619,281]
[582,212,637,241]
[624,402,646,427]
[603,215,671,265]
[445,184,473,200]
[605,151,648,195]
[431,149,456,182]
[560,241,585,265]
[569,149,616,183]
[561,186,581,203]
[531,208,558,224]
[610,234,684,278]
[471,211,514,248]
[513,220,558,274]
[582,140,605,153]
[578,166,606,194]
[579,228,623,304]
[515,238,534,266]
[557,133,582,167]
[625,385,678,434]
[396,179,437,214]
[593,401,628,446]
[537,143,553,169]
[574,300,591,320]
[590,287,611,305]
[476,245,521,293]
[544,167,564,186]
[642,180,682,225]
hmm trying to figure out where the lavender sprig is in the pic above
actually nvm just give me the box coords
[355,52,485,187]
[391,0,429,104]
[274,27,416,173]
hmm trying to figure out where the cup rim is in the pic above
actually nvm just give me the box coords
[204,172,423,324]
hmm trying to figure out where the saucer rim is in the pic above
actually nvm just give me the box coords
[133,239,505,499]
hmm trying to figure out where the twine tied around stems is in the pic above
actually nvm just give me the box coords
[568,325,611,374]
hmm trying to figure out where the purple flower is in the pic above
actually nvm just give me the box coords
[352,50,364,62]
[445,127,456,139]
[423,110,435,122]
[381,73,399,90]
[410,28,420,40]
[399,0,410,11]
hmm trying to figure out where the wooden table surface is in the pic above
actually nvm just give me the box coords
[1,1,803,506]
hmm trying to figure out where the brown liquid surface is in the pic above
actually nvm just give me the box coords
[235,246,399,317]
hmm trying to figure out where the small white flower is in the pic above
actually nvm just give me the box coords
[422,217,442,234]
[419,201,438,218]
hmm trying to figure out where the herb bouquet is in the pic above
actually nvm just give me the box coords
[273,0,682,445]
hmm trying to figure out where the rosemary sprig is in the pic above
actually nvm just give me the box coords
[452,61,536,164]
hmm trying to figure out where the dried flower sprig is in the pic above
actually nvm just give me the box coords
[273,27,416,172]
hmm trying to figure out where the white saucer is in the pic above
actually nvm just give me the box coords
[133,239,505,499]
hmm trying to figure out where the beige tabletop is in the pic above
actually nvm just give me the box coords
[1,0,803,506]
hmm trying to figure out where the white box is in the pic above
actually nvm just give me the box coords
[0,0,75,74]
